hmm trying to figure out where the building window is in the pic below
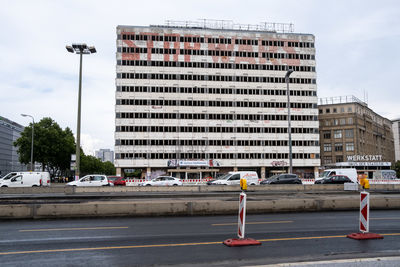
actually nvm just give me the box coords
[340,107,345,113]
[335,143,343,151]
[333,108,337,113]
[348,117,353,124]
[346,142,354,151]
[325,120,330,126]
[345,129,354,138]
[334,119,339,125]
[324,156,332,164]
[325,108,330,113]
[323,131,331,139]
[334,130,342,138]
[348,107,352,112]
[319,109,323,114]
[336,155,343,162]
[340,118,346,125]
[324,143,332,152]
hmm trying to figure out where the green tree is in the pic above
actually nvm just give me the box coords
[102,161,116,175]
[394,161,400,178]
[80,155,116,176]
[14,117,75,177]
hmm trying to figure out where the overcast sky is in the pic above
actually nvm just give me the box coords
[1,0,399,155]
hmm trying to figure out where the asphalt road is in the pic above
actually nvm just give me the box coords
[0,210,399,266]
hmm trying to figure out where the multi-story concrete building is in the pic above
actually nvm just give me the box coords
[392,119,400,162]
[0,116,27,176]
[115,21,320,179]
[95,149,114,163]
[318,96,395,177]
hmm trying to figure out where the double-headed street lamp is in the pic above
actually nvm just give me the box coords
[285,69,294,174]
[66,44,96,180]
[21,114,34,171]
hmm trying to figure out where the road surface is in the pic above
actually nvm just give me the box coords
[0,210,399,266]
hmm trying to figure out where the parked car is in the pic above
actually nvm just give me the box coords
[261,174,302,185]
[67,174,110,186]
[139,176,182,186]
[108,176,126,186]
[314,175,353,184]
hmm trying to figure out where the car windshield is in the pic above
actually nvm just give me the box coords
[266,174,280,180]
[108,177,118,181]
[216,173,232,180]
[320,171,331,178]
[2,173,16,180]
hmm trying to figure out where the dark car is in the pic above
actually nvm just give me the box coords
[314,175,353,184]
[261,174,302,185]
[107,176,125,186]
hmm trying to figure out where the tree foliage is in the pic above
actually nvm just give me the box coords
[394,161,400,178]
[14,117,116,178]
[14,117,75,177]
[80,155,115,176]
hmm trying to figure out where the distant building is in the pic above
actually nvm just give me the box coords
[0,116,28,176]
[392,119,400,162]
[318,96,395,177]
[95,149,114,163]
[115,20,320,179]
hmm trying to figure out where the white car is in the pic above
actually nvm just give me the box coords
[139,176,183,186]
[67,175,110,187]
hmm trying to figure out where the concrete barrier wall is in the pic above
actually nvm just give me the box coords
[1,194,400,219]
[0,184,399,194]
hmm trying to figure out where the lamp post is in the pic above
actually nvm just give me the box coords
[285,69,294,174]
[21,114,34,171]
[66,43,96,180]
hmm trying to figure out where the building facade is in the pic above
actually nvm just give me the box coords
[95,149,114,163]
[392,119,400,162]
[0,116,27,176]
[115,21,320,179]
[318,96,395,177]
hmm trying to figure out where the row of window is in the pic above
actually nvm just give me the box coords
[119,34,315,48]
[120,47,315,60]
[116,139,319,147]
[118,60,316,72]
[117,112,317,122]
[323,143,355,152]
[116,152,319,160]
[116,125,319,134]
[320,106,353,114]
[322,129,354,139]
[117,86,317,97]
[117,72,317,84]
[117,99,317,109]
[322,117,354,126]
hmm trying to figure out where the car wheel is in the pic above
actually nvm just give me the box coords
[173,184,178,186]
[32,185,38,187]
[146,184,151,186]
[1,185,8,187]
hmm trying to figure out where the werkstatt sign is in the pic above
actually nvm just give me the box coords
[346,155,383,162]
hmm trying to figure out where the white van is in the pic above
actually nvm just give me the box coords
[0,172,44,187]
[317,168,358,183]
[0,172,50,187]
[209,171,259,185]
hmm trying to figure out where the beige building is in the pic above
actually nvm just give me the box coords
[115,21,320,179]
[318,96,395,177]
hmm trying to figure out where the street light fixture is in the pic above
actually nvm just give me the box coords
[66,43,96,180]
[285,69,294,174]
[21,114,34,171]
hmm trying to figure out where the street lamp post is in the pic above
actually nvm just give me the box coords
[285,69,294,174]
[66,44,96,180]
[21,114,34,171]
